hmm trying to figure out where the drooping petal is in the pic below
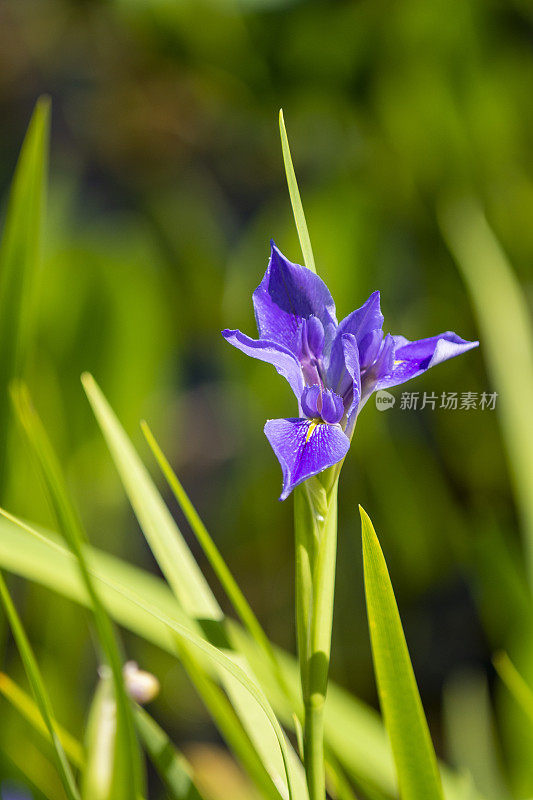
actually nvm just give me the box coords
[264,417,350,501]
[222,329,304,399]
[327,290,384,387]
[252,242,337,355]
[376,332,479,390]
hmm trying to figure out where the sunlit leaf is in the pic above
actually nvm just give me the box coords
[279,109,316,273]
[11,383,144,800]
[359,506,444,800]
[0,571,80,800]
[0,97,50,493]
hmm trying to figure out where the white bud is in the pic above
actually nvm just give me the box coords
[123,661,160,704]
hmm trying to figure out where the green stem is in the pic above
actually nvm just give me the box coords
[304,697,325,799]
[295,472,339,800]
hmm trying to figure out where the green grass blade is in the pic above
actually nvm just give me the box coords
[11,383,144,800]
[493,652,533,726]
[359,506,444,800]
[135,706,207,800]
[0,509,298,800]
[141,421,289,694]
[279,109,316,273]
[0,509,289,800]
[0,97,50,492]
[0,671,85,769]
[0,571,80,800]
[82,373,221,622]
[439,200,533,585]
[85,377,306,798]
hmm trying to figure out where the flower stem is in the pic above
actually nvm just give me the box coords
[294,473,339,800]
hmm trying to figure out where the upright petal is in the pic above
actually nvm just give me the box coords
[376,332,479,390]
[327,291,384,387]
[341,333,362,420]
[222,329,304,399]
[253,242,337,355]
[264,418,350,500]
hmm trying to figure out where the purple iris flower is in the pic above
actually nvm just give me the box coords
[223,242,478,500]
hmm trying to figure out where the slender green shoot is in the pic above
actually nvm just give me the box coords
[141,420,291,699]
[0,571,81,800]
[360,506,444,800]
[0,97,50,494]
[279,109,316,273]
[11,382,144,799]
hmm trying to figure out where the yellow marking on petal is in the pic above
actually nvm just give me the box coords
[393,359,404,365]
[306,420,319,442]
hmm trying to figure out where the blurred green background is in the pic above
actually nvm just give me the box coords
[1,0,533,797]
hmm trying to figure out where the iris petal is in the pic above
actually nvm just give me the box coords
[253,242,337,356]
[327,290,383,387]
[264,417,350,500]
[376,332,479,390]
[222,329,304,399]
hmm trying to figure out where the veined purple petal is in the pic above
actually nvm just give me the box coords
[341,334,361,420]
[376,332,479,390]
[252,242,337,355]
[327,290,383,387]
[264,417,350,500]
[222,329,304,399]
[360,333,395,402]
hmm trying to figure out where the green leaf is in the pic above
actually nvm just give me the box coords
[135,706,207,800]
[279,109,316,273]
[2,511,300,800]
[82,373,221,622]
[0,570,80,800]
[439,200,533,586]
[0,670,84,769]
[141,421,290,698]
[84,375,307,799]
[11,383,144,800]
[0,97,50,492]
[359,506,444,800]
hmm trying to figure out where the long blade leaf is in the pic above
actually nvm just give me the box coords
[11,383,144,800]
[359,506,444,800]
[0,510,299,800]
[0,97,50,492]
[279,109,316,273]
[82,373,221,622]
[439,200,533,585]
[0,571,80,800]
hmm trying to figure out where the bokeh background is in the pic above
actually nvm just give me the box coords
[1,0,533,798]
